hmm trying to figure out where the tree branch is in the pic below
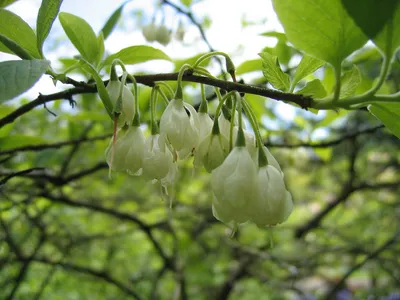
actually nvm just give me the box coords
[0,72,312,128]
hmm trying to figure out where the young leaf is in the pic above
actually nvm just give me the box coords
[341,0,400,40]
[0,0,19,7]
[373,3,400,57]
[0,34,33,59]
[103,45,171,66]
[59,12,99,64]
[36,0,63,57]
[79,60,113,118]
[0,8,40,58]
[0,59,50,103]
[292,55,325,90]
[339,65,362,98]
[96,32,105,66]
[259,52,290,91]
[295,79,327,98]
[272,0,368,69]
[100,1,128,40]
[368,103,400,139]
[236,59,262,75]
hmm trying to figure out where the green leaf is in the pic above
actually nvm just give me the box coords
[0,0,19,7]
[36,0,63,57]
[236,59,262,75]
[96,32,105,65]
[0,8,40,58]
[272,0,368,68]
[259,52,290,91]
[59,12,99,64]
[339,65,361,98]
[296,79,327,98]
[0,59,50,103]
[368,103,400,138]
[180,0,192,7]
[260,31,287,42]
[292,55,325,90]
[0,34,33,59]
[100,1,127,40]
[103,45,171,66]
[174,53,208,72]
[314,148,332,161]
[79,60,113,118]
[341,0,400,40]
[373,3,400,57]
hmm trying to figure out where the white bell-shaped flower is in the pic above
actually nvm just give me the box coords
[106,80,135,127]
[218,113,237,141]
[160,99,200,159]
[142,133,177,185]
[249,165,293,227]
[198,112,213,142]
[105,127,131,172]
[211,145,258,225]
[194,132,229,172]
[142,23,157,42]
[125,126,146,176]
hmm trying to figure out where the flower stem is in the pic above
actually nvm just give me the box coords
[150,87,159,135]
[175,64,193,100]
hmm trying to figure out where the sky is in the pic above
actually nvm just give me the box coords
[2,0,300,122]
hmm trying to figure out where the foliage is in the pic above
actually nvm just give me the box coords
[0,0,400,299]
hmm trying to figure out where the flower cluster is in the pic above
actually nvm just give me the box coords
[104,62,293,230]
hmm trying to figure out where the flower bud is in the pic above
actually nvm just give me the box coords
[106,80,135,127]
[160,99,200,159]
[211,146,258,224]
[142,23,157,42]
[156,25,172,46]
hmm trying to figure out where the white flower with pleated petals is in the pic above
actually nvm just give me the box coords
[194,133,229,172]
[105,128,131,172]
[211,146,258,225]
[125,126,146,176]
[160,99,199,159]
[249,165,293,226]
[142,133,177,186]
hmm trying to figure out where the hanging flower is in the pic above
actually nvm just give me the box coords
[106,80,135,127]
[156,24,172,46]
[105,127,131,172]
[198,112,213,142]
[194,132,229,172]
[125,126,146,176]
[211,146,258,225]
[142,133,177,186]
[249,165,293,227]
[159,99,200,159]
[142,23,157,42]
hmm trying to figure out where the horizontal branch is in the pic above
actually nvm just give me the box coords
[0,134,111,156]
[0,72,312,128]
[265,125,384,148]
